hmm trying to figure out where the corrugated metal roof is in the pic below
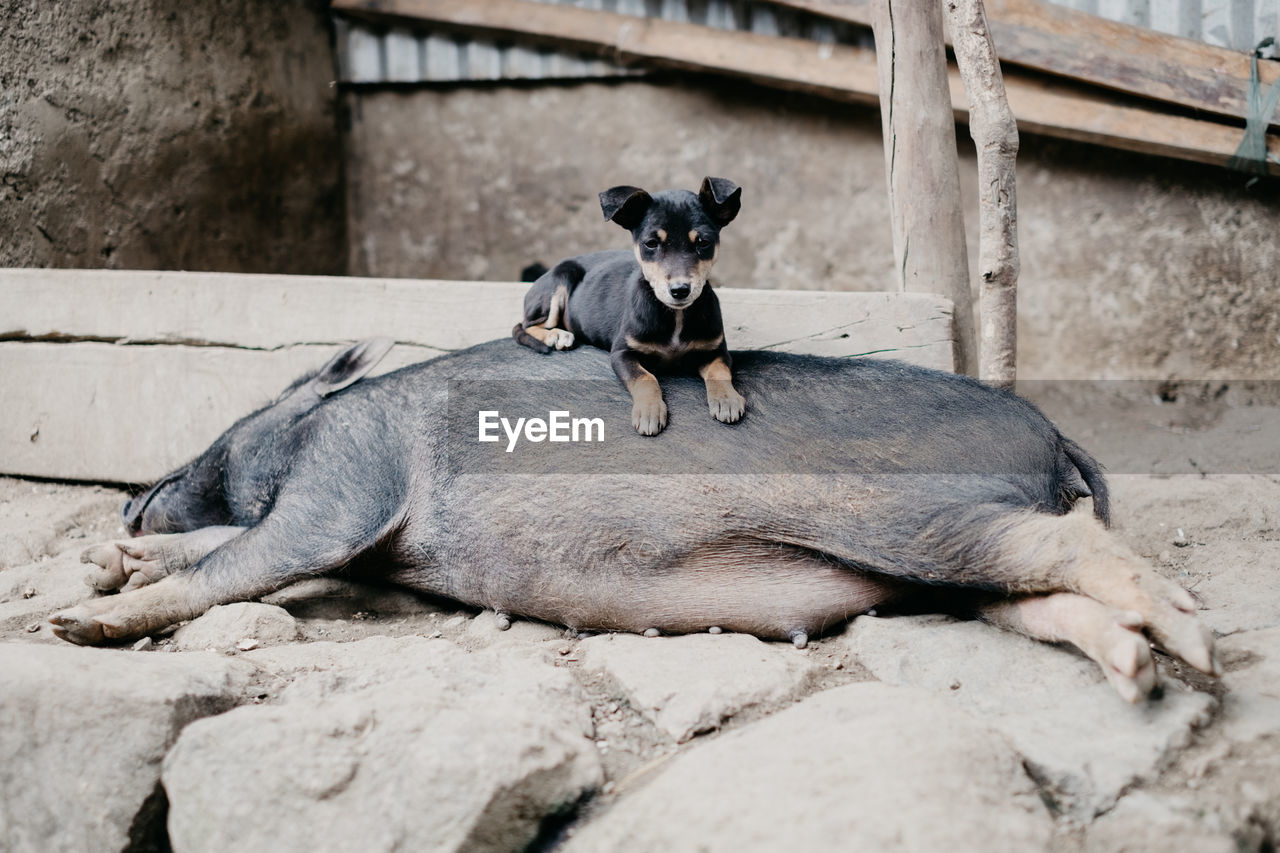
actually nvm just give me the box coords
[1048,0,1279,52]
[333,0,1277,85]
[333,0,873,84]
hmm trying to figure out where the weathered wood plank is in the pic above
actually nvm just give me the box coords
[0,270,953,482]
[329,0,1279,174]
[775,0,1280,128]
[0,343,443,484]
[0,270,531,352]
[0,269,953,360]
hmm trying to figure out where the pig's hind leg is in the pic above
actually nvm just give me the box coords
[943,508,1218,694]
[979,593,1157,704]
[51,508,382,645]
[80,526,246,593]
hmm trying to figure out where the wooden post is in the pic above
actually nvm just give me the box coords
[870,0,976,376]
[942,0,1019,387]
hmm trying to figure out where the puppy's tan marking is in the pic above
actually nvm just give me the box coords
[700,356,746,424]
[656,228,667,242]
[625,334,724,358]
[689,230,700,243]
[545,284,568,329]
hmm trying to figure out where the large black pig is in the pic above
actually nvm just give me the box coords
[50,339,1217,703]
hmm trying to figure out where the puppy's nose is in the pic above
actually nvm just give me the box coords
[669,282,692,300]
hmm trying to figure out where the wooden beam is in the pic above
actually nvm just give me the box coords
[329,0,1278,175]
[775,0,1280,129]
[0,269,953,363]
[0,270,954,482]
[871,0,975,375]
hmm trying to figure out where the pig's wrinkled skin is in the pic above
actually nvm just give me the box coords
[51,340,1219,702]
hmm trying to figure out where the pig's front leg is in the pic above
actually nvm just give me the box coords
[51,510,365,645]
[80,526,247,592]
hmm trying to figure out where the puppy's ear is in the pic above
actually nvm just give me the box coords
[698,177,742,226]
[600,186,652,230]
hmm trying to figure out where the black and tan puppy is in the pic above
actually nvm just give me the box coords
[514,177,745,435]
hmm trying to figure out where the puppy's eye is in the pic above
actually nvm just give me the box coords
[696,237,713,251]
[643,237,661,250]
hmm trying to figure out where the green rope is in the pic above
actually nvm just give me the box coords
[1227,38,1280,176]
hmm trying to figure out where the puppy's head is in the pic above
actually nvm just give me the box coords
[599,177,741,309]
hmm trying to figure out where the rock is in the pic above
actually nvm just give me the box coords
[842,615,1215,816]
[163,636,602,853]
[171,602,300,651]
[1087,792,1239,853]
[562,683,1052,852]
[0,642,252,853]
[579,633,819,743]
[1217,626,1280,743]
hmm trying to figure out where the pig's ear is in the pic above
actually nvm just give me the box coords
[599,186,652,230]
[698,177,741,226]
[311,338,395,397]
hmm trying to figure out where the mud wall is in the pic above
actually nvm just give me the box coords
[0,0,345,274]
[344,77,1280,380]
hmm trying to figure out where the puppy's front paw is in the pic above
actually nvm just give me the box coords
[632,398,668,436]
[707,386,746,424]
[546,328,575,350]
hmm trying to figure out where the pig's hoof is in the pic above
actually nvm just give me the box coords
[49,589,173,646]
[81,536,179,592]
[1095,611,1158,704]
[1120,572,1220,679]
[546,328,575,350]
[708,389,746,424]
[49,605,109,646]
[643,627,660,638]
[632,399,668,436]
[789,629,809,650]
[494,611,512,631]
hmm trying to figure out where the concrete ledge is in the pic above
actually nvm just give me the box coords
[1,269,953,482]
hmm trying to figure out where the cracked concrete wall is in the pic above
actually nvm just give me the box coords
[344,78,1280,380]
[1,0,344,274]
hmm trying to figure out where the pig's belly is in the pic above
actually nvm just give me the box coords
[391,540,896,639]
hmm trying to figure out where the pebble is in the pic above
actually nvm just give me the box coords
[708,626,722,635]
[643,628,660,638]
[1173,528,1189,547]
[132,637,154,652]
[236,638,259,652]
[22,587,37,599]
[24,622,41,634]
